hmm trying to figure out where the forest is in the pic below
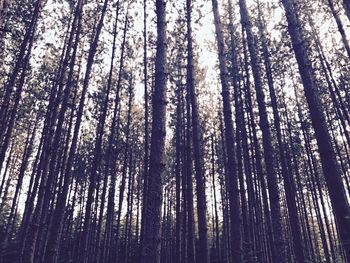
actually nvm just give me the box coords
[0,0,350,262]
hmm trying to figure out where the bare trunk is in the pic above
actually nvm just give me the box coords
[281,0,350,259]
[140,0,167,261]
[211,0,242,261]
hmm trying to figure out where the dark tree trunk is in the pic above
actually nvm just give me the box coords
[0,15,36,175]
[185,0,209,262]
[114,76,133,261]
[0,0,41,149]
[242,33,274,263]
[257,5,306,262]
[102,7,130,263]
[184,53,196,263]
[326,0,350,59]
[281,0,350,259]
[342,0,350,22]
[140,0,167,262]
[174,79,183,263]
[140,0,150,257]
[42,0,109,261]
[1,120,37,254]
[0,143,13,198]
[210,134,220,260]
[211,0,242,261]
[0,155,16,216]
[239,1,287,262]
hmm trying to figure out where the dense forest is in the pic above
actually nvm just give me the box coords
[0,0,350,262]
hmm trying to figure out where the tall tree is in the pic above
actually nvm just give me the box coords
[256,3,306,262]
[211,0,242,261]
[140,0,167,262]
[281,0,350,259]
[185,0,209,262]
[238,0,287,261]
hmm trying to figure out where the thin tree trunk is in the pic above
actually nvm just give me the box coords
[174,80,183,263]
[185,0,209,261]
[257,4,306,262]
[281,0,350,259]
[0,0,41,148]
[211,0,242,261]
[140,0,150,255]
[239,1,287,261]
[342,0,350,23]
[326,0,350,58]
[114,76,134,261]
[184,63,196,263]
[43,0,109,261]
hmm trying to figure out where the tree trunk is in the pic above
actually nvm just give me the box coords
[257,4,306,262]
[174,79,183,263]
[281,0,350,259]
[140,0,167,262]
[185,0,209,261]
[0,0,41,148]
[326,0,350,59]
[342,0,350,21]
[140,0,150,257]
[211,0,242,261]
[239,1,287,262]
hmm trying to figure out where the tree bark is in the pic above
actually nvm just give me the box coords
[281,0,350,259]
[211,0,242,261]
[343,0,350,21]
[185,0,209,262]
[239,0,287,261]
[257,4,306,262]
[140,0,167,262]
[326,0,350,58]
